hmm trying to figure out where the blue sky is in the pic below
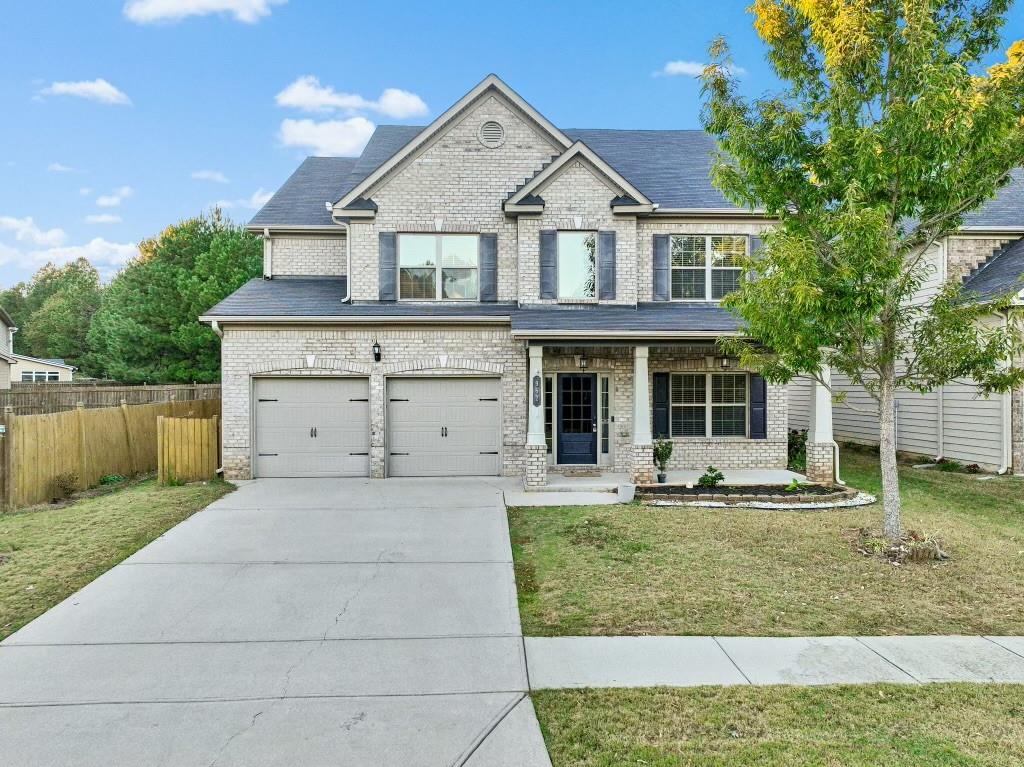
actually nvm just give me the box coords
[1,0,1021,287]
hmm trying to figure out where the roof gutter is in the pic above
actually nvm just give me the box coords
[198,314,513,325]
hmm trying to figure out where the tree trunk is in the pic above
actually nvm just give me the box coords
[878,376,903,543]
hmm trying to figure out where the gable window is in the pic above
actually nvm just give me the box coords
[670,235,746,300]
[557,232,597,299]
[398,233,479,300]
[670,372,748,437]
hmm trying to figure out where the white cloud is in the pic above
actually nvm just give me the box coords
[124,0,286,24]
[275,76,428,118]
[85,214,122,224]
[0,237,137,277]
[191,169,230,183]
[38,79,132,105]
[79,187,93,196]
[655,60,746,78]
[0,216,66,247]
[278,117,375,156]
[47,162,76,173]
[96,186,135,207]
[215,188,273,210]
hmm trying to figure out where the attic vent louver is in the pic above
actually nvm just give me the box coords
[478,120,505,149]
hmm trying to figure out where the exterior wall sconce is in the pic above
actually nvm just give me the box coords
[578,354,588,370]
[719,357,733,369]
[372,341,382,362]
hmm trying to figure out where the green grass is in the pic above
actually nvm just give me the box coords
[0,478,233,639]
[510,449,1024,636]
[534,684,1024,766]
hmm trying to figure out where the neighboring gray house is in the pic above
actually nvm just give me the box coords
[199,75,828,485]
[790,194,1024,474]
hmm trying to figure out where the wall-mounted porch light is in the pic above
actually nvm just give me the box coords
[719,357,733,369]
[578,353,588,370]
[372,340,382,362]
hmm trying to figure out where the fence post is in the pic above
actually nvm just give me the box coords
[0,406,14,512]
[76,402,87,489]
[157,415,165,485]
[120,398,138,476]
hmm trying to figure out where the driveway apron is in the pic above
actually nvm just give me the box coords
[0,478,551,767]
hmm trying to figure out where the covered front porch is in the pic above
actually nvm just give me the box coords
[521,340,837,489]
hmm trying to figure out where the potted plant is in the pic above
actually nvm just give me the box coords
[652,438,673,483]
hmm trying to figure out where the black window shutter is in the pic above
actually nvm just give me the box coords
[749,374,767,439]
[379,232,397,301]
[539,230,557,299]
[653,372,670,438]
[653,234,670,301]
[749,235,764,254]
[478,233,498,302]
[598,230,616,300]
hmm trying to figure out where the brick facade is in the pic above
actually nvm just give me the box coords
[268,236,347,277]
[805,442,835,484]
[946,236,1013,283]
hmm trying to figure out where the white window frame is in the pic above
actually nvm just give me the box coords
[397,233,479,301]
[670,234,747,302]
[556,230,598,300]
[670,372,749,438]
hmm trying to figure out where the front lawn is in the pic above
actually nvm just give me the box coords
[510,449,1024,636]
[0,478,233,639]
[534,684,1024,767]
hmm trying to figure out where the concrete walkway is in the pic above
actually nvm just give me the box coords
[0,478,551,767]
[526,635,1024,689]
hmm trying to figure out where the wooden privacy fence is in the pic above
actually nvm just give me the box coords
[0,383,221,416]
[158,416,220,485]
[0,398,221,509]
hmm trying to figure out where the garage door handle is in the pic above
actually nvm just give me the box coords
[349,452,369,456]
[390,452,409,456]
[389,398,409,402]
[258,398,278,402]
[479,451,499,455]
[258,453,278,457]
[478,397,498,401]
[349,398,368,402]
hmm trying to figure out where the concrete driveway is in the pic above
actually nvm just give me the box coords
[0,478,551,766]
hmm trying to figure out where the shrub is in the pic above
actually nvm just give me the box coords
[99,474,126,485]
[698,465,725,488]
[788,429,808,472]
[936,458,963,472]
[52,472,79,499]
[652,438,674,474]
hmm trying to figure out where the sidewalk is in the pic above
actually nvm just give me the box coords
[525,635,1024,688]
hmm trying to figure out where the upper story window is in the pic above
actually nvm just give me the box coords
[557,231,596,299]
[670,235,746,301]
[398,234,479,300]
[670,372,748,438]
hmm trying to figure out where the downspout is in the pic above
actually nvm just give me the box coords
[263,227,272,278]
[997,308,1013,474]
[330,205,352,303]
[210,318,224,475]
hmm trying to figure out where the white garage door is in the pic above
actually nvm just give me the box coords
[387,377,501,477]
[253,378,370,478]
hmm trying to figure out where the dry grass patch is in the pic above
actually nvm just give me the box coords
[509,450,1024,636]
[534,684,1024,766]
[0,479,233,639]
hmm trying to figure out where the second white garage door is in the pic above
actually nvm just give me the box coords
[387,377,501,477]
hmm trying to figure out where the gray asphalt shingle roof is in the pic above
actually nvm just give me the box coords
[962,238,1024,303]
[202,278,743,333]
[249,123,1024,229]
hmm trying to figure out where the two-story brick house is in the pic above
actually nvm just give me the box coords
[203,74,838,486]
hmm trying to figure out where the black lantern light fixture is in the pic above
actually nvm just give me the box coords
[578,353,588,370]
[372,340,382,362]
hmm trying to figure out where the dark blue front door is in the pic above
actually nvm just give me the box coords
[557,373,597,464]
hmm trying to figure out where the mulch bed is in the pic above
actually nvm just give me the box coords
[637,483,857,505]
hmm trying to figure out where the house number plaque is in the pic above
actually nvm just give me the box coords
[532,375,541,407]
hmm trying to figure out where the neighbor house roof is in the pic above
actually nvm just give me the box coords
[11,354,76,370]
[962,238,1024,303]
[0,305,14,328]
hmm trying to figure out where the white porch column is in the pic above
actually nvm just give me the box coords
[631,345,654,484]
[524,344,547,488]
[806,363,837,484]
[527,345,545,446]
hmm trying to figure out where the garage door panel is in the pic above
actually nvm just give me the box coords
[387,378,501,477]
[254,378,370,478]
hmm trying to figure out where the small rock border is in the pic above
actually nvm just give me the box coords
[638,483,858,505]
[644,491,877,511]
